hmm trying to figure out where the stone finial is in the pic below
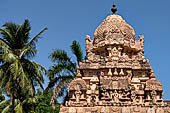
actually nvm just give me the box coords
[119,69,124,76]
[150,69,156,80]
[76,70,82,78]
[108,68,113,77]
[111,0,117,14]
[85,35,91,40]
[150,73,156,80]
[114,68,118,75]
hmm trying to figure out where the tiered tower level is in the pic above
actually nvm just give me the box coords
[60,14,170,113]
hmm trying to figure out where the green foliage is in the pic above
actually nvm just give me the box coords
[0,91,5,102]
[0,98,35,113]
[0,91,5,112]
[0,20,83,113]
[0,100,9,113]
[0,19,47,112]
[70,40,83,65]
[46,40,83,108]
[0,90,60,113]
[35,89,55,113]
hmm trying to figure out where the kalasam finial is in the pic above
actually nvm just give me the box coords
[111,0,117,14]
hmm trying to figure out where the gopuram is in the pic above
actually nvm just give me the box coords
[60,1,170,113]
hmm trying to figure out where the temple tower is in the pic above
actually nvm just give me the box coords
[60,1,170,113]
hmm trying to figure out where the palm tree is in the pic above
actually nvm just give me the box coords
[44,40,83,108]
[34,89,60,113]
[0,96,37,113]
[0,19,47,113]
[0,89,60,113]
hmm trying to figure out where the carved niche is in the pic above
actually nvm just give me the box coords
[67,79,87,106]
[145,79,163,104]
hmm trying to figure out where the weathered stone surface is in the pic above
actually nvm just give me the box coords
[60,10,170,113]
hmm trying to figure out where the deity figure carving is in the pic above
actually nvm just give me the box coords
[131,90,136,103]
[111,90,119,102]
[151,90,157,104]
[111,47,119,60]
[74,84,82,102]
[101,89,110,99]
[90,94,96,106]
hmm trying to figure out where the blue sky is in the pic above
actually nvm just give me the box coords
[0,0,170,100]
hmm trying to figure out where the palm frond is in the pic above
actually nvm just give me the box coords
[30,61,46,83]
[0,38,11,54]
[22,60,46,90]
[48,62,76,80]
[47,40,83,105]
[50,79,71,107]
[14,24,27,48]
[15,103,24,113]
[22,67,35,96]
[1,104,11,113]
[1,20,31,49]
[0,64,10,89]
[0,29,13,46]
[0,100,9,107]
[1,22,19,47]
[24,27,47,49]
[19,46,37,59]
[70,40,83,65]
[21,19,31,43]
[31,61,47,75]
[13,59,19,80]
[16,61,35,96]
[20,27,47,59]
[49,49,71,63]
[44,75,73,94]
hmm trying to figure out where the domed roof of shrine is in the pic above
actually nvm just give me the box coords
[145,79,163,91]
[93,14,136,47]
[68,79,87,91]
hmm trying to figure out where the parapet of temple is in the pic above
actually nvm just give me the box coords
[60,12,170,113]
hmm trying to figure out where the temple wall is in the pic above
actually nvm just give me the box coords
[60,105,170,113]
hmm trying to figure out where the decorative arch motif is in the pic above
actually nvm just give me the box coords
[145,79,163,91]
[68,79,87,91]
